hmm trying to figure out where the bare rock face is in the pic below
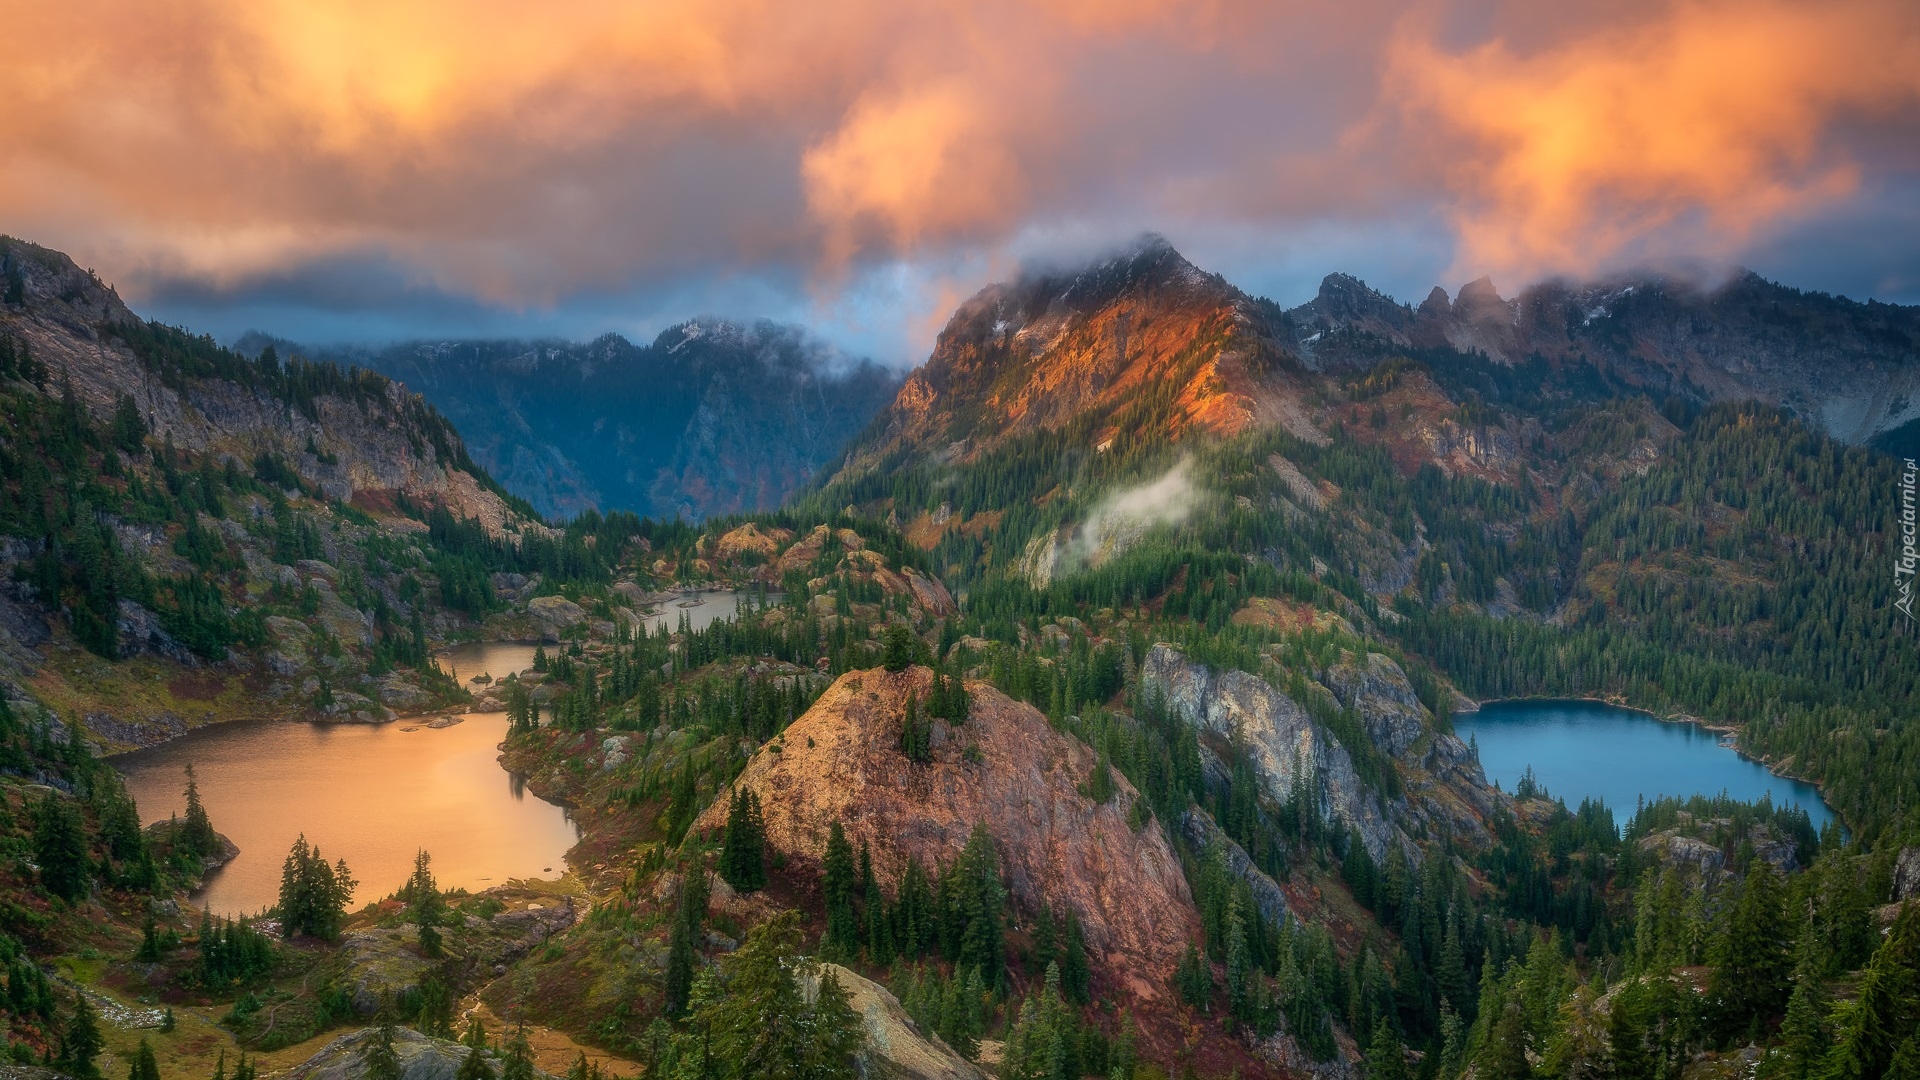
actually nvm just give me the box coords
[806,964,986,1080]
[1141,644,1409,863]
[1320,653,1427,759]
[698,666,1201,1006]
[1896,847,1920,902]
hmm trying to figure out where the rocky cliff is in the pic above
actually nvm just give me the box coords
[1142,644,1495,862]
[695,665,1202,1007]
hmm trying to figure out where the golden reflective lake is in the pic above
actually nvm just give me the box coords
[114,712,580,917]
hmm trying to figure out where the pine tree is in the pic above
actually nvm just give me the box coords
[1365,1019,1409,1080]
[719,789,767,893]
[901,690,932,763]
[1711,860,1793,1033]
[946,824,1004,985]
[408,849,446,957]
[680,910,864,1080]
[1478,1002,1531,1080]
[363,1023,404,1080]
[822,821,859,959]
[1176,942,1210,1009]
[883,626,915,672]
[501,1026,536,1080]
[1061,909,1090,1006]
[664,870,707,1018]
[33,793,90,903]
[60,993,104,1079]
[277,834,355,940]
[1822,902,1920,1080]
[455,1045,496,1080]
[126,1038,160,1080]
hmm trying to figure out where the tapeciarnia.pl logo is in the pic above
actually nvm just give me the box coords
[1900,458,1918,621]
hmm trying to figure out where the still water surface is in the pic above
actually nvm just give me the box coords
[432,590,768,683]
[114,713,580,917]
[1454,699,1836,831]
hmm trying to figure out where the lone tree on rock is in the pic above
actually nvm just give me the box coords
[179,763,220,859]
[882,625,915,672]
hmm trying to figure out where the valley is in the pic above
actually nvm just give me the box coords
[0,230,1916,1080]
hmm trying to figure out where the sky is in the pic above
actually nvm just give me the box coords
[3,0,1918,366]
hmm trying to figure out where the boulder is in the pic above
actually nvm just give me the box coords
[526,596,587,641]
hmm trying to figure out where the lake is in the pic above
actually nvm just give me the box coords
[1453,699,1836,831]
[433,590,771,684]
[114,713,581,917]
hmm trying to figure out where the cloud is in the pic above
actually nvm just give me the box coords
[1022,458,1207,584]
[1,0,1916,352]
[1383,0,1920,285]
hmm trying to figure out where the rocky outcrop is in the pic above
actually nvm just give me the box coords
[697,666,1201,1007]
[1141,644,1408,863]
[806,964,986,1080]
[1896,848,1920,902]
[526,596,588,641]
[1182,808,1292,927]
[1320,653,1427,759]
[287,1027,554,1080]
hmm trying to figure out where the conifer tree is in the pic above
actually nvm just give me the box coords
[883,626,915,672]
[1822,902,1920,1080]
[127,1037,160,1080]
[33,793,90,903]
[1176,942,1210,1009]
[822,821,859,959]
[664,869,708,1018]
[364,1024,404,1080]
[501,1026,536,1080]
[718,789,767,893]
[1365,1019,1409,1080]
[408,849,446,957]
[1061,909,1090,1006]
[900,690,932,763]
[60,993,104,1079]
[1711,860,1793,1032]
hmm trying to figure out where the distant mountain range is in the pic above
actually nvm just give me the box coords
[245,324,903,521]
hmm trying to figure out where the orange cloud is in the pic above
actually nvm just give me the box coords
[1386,0,1920,284]
[0,0,1915,325]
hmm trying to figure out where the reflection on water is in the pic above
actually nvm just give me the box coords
[113,714,580,917]
[643,590,775,634]
[436,641,545,682]
[432,592,777,685]
[1455,699,1837,831]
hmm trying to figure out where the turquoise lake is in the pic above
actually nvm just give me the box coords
[1452,699,1837,831]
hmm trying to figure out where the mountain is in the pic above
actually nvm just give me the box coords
[285,322,902,521]
[1283,266,1920,444]
[836,235,1320,480]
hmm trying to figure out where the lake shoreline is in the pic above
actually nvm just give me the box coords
[1459,695,1841,829]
